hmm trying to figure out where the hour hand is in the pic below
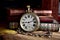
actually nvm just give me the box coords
[29,21,33,22]
[22,22,28,23]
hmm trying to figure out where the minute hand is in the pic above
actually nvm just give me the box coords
[29,21,33,22]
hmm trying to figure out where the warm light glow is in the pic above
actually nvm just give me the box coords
[10,9,24,15]
[34,10,52,13]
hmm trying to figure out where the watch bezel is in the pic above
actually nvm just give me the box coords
[20,12,40,32]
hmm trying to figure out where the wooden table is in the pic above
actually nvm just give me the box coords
[1,31,60,40]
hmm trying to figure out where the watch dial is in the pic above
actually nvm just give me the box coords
[20,13,38,31]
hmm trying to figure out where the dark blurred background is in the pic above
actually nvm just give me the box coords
[0,0,42,23]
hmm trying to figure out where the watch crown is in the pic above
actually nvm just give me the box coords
[26,5,31,12]
[27,5,30,8]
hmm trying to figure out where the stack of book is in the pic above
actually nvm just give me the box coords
[34,10,53,23]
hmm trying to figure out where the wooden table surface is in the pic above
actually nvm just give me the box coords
[1,31,60,40]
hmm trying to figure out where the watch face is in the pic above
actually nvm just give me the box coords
[20,13,40,32]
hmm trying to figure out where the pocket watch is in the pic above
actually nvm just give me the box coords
[20,5,40,32]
